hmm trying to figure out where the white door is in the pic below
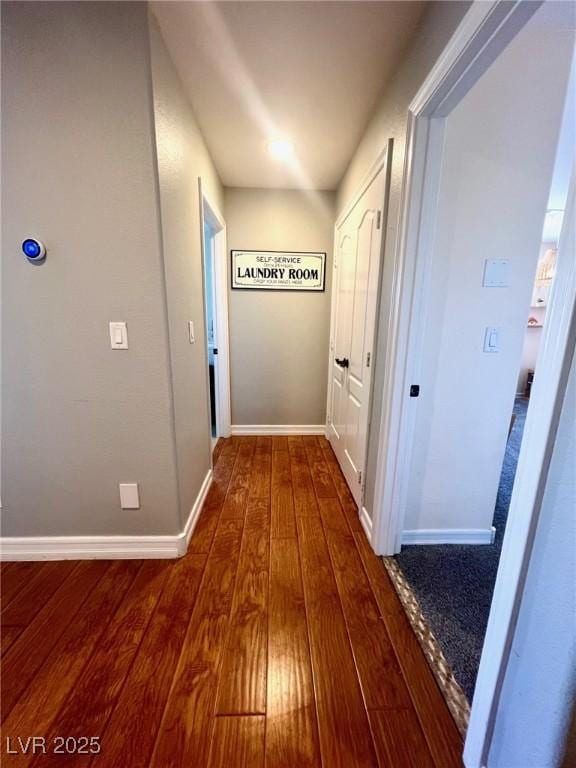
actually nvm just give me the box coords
[328,155,389,506]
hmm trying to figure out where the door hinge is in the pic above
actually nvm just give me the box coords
[357,470,362,486]
[376,210,382,229]
[366,351,371,368]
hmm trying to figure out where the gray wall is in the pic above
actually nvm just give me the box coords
[1,1,220,538]
[225,188,335,426]
[1,0,180,537]
[149,14,223,526]
[488,339,576,767]
[335,1,471,519]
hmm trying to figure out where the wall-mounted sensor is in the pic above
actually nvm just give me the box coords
[22,238,46,263]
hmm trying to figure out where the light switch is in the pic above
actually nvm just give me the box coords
[119,483,140,509]
[188,321,195,344]
[483,259,510,287]
[110,322,128,349]
[484,326,500,353]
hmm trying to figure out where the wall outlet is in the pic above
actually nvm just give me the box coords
[119,483,140,509]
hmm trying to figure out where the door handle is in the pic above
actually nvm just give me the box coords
[335,357,349,369]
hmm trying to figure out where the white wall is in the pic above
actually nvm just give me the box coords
[225,187,335,426]
[403,10,574,534]
[149,13,223,528]
[488,341,576,767]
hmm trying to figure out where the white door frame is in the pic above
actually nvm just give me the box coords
[371,0,543,557]
[199,179,231,444]
[369,1,576,766]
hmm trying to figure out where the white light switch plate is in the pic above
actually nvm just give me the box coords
[119,483,140,509]
[110,322,128,349]
[483,259,510,287]
[188,321,195,344]
[484,326,500,353]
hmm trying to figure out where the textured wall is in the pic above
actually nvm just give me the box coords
[1,2,180,536]
[225,188,335,426]
[149,13,224,527]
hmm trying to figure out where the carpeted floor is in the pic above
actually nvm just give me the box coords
[394,397,529,702]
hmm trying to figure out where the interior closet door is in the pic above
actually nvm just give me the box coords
[328,155,389,506]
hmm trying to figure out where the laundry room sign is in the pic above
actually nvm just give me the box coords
[231,250,326,292]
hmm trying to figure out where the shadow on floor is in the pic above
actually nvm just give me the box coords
[394,397,529,702]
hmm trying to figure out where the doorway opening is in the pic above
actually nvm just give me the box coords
[203,218,218,446]
[367,3,575,763]
[392,44,574,705]
[199,181,231,454]
[393,204,570,703]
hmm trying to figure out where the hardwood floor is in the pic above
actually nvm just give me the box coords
[0,436,463,767]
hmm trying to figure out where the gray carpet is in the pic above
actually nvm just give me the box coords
[394,397,529,702]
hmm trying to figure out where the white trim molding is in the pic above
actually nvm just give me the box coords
[0,535,182,562]
[231,424,326,436]
[0,469,213,562]
[181,467,213,548]
[401,527,496,546]
[360,506,373,543]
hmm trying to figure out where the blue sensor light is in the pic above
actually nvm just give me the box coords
[23,240,41,257]
[22,238,46,262]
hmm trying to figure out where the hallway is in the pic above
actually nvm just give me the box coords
[2,436,462,768]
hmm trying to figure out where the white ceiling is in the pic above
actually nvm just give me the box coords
[151,1,425,190]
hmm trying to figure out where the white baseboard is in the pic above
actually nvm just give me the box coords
[230,424,326,436]
[0,536,183,561]
[181,468,212,550]
[0,469,213,562]
[360,506,372,542]
[401,526,496,546]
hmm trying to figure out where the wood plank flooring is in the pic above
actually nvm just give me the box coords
[0,436,463,767]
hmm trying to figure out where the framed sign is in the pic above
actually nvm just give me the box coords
[231,250,326,292]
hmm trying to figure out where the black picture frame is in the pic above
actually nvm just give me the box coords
[230,250,327,293]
